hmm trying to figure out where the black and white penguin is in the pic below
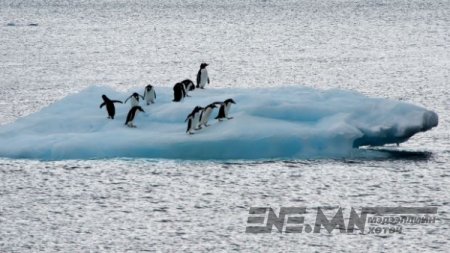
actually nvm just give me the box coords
[143,85,156,105]
[99,95,123,119]
[199,102,221,128]
[125,106,145,128]
[124,92,144,107]
[173,82,187,102]
[196,63,210,89]
[181,79,195,92]
[215,98,236,121]
[185,106,204,134]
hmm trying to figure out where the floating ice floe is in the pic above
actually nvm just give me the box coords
[0,85,438,160]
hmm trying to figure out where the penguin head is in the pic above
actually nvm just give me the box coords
[200,63,208,69]
[132,92,140,99]
[208,103,218,108]
[225,98,236,104]
[146,85,152,91]
[194,106,204,113]
[101,94,108,101]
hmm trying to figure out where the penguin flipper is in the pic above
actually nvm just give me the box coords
[186,119,192,133]
[215,106,225,119]
[99,102,105,108]
[196,70,201,87]
[112,100,123,104]
[208,77,210,84]
[124,96,131,104]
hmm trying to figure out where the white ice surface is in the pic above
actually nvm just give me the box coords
[0,85,438,160]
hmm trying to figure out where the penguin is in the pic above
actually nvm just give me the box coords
[173,82,187,102]
[181,79,195,97]
[99,95,123,119]
[181,79,195,92]
[125,106,145,128]
[199,102,221,128]
[124,92,144,107]
[196,63,210,89]
[185,106,204,134]
[143,85,156,105]
[215,98,236,121]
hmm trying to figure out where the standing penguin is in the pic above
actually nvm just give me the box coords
[215,98,236,121]
[143,85,156,105]
[99,95,123,119]
[185,106,204,134]
[196,63,210,89]
[124,92,144,107]
[173,82,186,102]
[199,102,220,128]
[125,106,145,128]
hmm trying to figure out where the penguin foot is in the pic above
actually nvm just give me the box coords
[227,117,234,120]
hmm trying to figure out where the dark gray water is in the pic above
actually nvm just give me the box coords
[0,0,449,252]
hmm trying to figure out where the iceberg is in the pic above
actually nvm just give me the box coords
[0,85,438,160]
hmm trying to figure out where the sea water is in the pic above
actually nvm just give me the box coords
[0,0,448,251]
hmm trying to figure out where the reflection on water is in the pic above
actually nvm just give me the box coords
[368,149,433,160]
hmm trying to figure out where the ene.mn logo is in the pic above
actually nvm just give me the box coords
[245,207,437,234]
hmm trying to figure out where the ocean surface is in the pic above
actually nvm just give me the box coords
[0,0,449,252]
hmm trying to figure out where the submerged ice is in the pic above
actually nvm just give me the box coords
[0,85,438,160]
